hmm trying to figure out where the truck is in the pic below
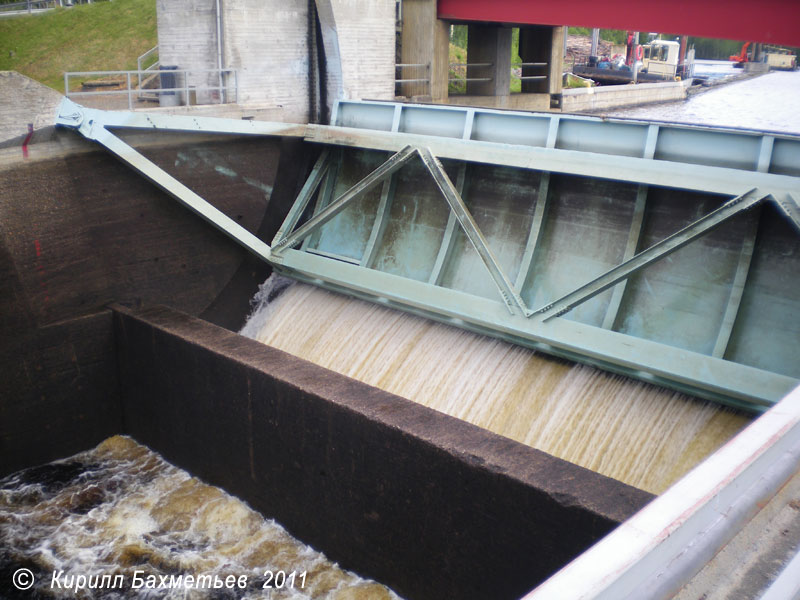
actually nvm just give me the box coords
[765,46,798,70]
[640,40,681,78]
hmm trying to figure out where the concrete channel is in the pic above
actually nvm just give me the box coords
[1,89,799,598]
[0,125,654,599]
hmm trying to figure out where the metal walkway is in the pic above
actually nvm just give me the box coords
[55,99,800,413]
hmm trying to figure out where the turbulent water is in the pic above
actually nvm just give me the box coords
[242,277,749,495]
[0,436,399,599]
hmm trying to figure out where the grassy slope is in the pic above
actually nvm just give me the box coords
[0,0,156,92]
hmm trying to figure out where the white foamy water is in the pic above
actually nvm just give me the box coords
[607,69,800,134]
[0,436,401,599]
[243,277,749,495]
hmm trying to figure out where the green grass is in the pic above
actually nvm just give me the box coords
[448,43,466,94]
[0,0,156,92]
[449,27,528,94]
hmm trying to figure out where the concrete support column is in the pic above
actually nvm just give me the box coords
[400,0,449,101]
[549,25,565,107]
[519,25,564,107]
[466,25,511,97]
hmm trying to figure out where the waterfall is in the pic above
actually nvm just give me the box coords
[243,277,749,494]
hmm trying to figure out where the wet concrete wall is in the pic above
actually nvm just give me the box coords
[1,127,656,599]
[0,129,310,476]
[0,71,63,142]
[113,303,654,600]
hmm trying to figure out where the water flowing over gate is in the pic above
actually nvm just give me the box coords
[55,98,800,412]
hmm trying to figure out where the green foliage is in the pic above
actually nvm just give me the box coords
[689,37,747,60]
[510,28,521,93]
[675,36,798,61]
[567,27,799,62]
[450,24,467,50]
[599,29,627,44]
[568,26,590,38]
[567,27,627,45]
[511,27,521,63]
[0,0,156,91]
[448,42,466,94]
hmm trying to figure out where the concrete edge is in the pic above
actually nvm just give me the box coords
[111,301,654,599]
[113,302,653,523]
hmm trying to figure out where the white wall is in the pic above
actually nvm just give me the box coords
[222,0,310,122]
[157,0,220,104]
[156,0,396,123]
[322,0,395,102]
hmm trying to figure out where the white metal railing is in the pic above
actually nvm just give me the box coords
[64,68,238,110]
[512,61,548,82]
[0,0,103,15]
[136,46,160,100]
[448,62,494,84]
[137,46,160,75]
[394,63,429,85]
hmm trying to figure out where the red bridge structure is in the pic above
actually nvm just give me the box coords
[437,0,800,46]
[397,0,798,113]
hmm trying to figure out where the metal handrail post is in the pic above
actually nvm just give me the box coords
[126,72,132,110]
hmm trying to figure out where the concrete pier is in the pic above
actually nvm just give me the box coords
[466,25,512,97]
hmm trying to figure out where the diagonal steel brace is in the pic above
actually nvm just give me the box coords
[418,147,531,316]
[774,193,800,232]
[271,145,418,253]
[535,188,769,321]
[60,105,273,262]
[271,149,330,246]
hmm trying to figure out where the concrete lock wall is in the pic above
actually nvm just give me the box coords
[0,129,311,475]
[113,303,654,600]
[157,0,395,121]
[316,0,395,103]
[562,79,692,112]
[0,72,63,142]
[220,0,310,120]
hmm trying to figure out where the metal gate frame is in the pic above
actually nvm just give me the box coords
[55,98,800,412]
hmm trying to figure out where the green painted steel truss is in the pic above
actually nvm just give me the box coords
[55,99,800,413]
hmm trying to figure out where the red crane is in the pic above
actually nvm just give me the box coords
[729,41,751,66]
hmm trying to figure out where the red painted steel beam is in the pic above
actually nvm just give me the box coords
[437,0,800,46]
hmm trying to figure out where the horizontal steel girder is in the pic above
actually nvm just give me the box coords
[271,249,796,412]
[55,98,305,138]
[305,124,800,207]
